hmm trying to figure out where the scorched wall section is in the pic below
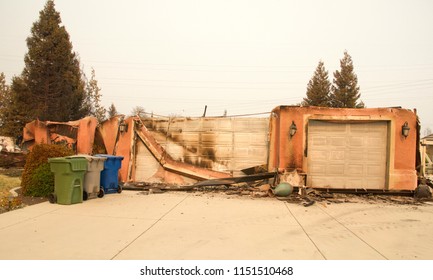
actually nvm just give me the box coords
[134,117,270,182]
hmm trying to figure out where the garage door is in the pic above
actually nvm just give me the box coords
[307,120,388,189]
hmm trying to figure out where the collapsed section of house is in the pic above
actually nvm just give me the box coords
[22,106,421,192]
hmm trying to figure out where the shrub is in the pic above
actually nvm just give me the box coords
[21,144,74,197]
[25,163,54,197]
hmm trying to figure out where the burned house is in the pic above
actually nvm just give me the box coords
[22,106,420,191]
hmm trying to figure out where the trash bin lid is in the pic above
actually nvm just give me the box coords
[94,154,124,160]
[69,157,87,171]
[48,157,70,163]
[70,154,107,163]
[48,156,87,171]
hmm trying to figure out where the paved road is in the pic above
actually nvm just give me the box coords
[0,191,432,260]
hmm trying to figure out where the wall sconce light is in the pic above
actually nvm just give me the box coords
[119,120,128,133]
[289,121,297,138]
[402,121,410,138]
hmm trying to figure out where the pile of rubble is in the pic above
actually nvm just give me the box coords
[125,180,433,206]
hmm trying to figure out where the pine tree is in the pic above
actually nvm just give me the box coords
[302,61,331,107]
[330,51,364,108]
[0,73,10,116]
[0,73,8,97]
[0,73,11,133]
[11,0,86,122]
[0,73,28,137]
[107,103,118,118]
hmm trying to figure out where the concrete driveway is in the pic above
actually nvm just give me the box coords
[0,191,432,260]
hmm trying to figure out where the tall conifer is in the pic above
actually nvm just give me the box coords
[107,103,118,118]
[330,51,363,108]
[12,0,86,122]
[302,61,331,107]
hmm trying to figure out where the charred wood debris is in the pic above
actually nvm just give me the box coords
[122,169,433,207]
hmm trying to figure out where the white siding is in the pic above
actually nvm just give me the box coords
[134,140,160,182]
[135,117,269,180]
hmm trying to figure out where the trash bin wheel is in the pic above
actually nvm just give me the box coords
[117,185,123,193]
[83,191,88,201]
[98,188,105,198]
[48,193,57,204]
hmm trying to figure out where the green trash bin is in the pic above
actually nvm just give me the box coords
[48,156,87,205]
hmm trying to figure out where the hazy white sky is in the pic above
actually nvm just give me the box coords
[1,0,432,131]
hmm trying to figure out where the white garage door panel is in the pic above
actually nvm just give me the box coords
[308,121,388,189]
[311,150,328,160]
[346,164,363,174]
[327,164,345,175]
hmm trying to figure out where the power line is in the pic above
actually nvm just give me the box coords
[139,110,272,119]
[100,83,294,90]
[362,79,433,90]
[98,77,296,85]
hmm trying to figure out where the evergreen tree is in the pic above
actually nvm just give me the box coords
[0,73,8,98]
[0,73,28,137]
[0,73,10,118]
[107,103,118,118]
[80,70,92,118]
[84,68,106,123]
[0,73,11,133]
[302,61,331,107]
[330,51,364,108]
[11,0,86,122]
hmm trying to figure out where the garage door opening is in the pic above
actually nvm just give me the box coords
[307,120,389,190]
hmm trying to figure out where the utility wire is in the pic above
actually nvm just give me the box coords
[140,110,272,119]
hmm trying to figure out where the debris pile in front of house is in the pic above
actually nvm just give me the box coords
[123,170,433,207]
[129,182,432,206]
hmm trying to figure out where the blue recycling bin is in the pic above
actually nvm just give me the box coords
[95,154,124,194]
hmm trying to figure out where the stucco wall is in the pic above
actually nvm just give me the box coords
[268,106,418,191]
[22,117,98,154]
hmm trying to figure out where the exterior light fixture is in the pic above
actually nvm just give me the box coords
[119,120,128,133]
[289,121,297,138]
[402,121,410,138]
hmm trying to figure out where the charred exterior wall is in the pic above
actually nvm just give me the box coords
[22,115,257,185]
[22,117,98,154]
[113,117,245,185]
[139,117,269,177]
[119,116,270,185]
[268,106,418,191]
